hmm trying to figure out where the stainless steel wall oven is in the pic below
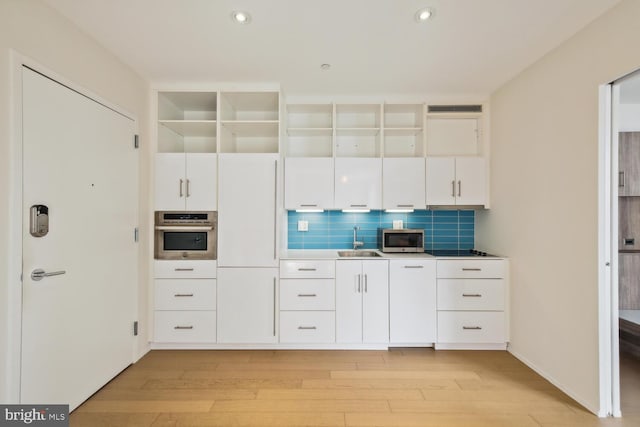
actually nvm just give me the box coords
[154,211,217,260]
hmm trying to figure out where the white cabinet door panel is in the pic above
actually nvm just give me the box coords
[437,311,505,344]
[217,268,278,343]
[383,158,426,210]
[280,311,335,343]
[334,158,382,209]
[155,153,186,210]
[436,260,506,279]
[426,157,455,206]
[455,157,486,206]
[280,260,335,279]
[336,261,363,343]
[361,261,389,343]
[389,260,436,343]
[154,279,217,310]
[154,260,217,279]
[185,153,217,210]
[218,154,278,267]
[437,279,504,311]
[154,311,216,343]
[285,158,334,210]
[280,279,335,311]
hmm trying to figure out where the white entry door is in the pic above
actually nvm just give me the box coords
[21,67,138,410]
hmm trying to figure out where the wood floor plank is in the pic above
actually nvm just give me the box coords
[345,413,541,426]
[92,388,257,401]
[74,400,214,413]
[68,412,160,427]
[152,412,346,426]
[257,388,423,400]
[302,378,460,390]
[216,362,358,371]
[182,369,331,380]
[211,399,390,413]
[250,350,386,364]
[419,389,574,403]
[144,378,302,390]
[331,370,480,380]
[389,399,576,414]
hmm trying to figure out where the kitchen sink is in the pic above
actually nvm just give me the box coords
[337,250,382,258]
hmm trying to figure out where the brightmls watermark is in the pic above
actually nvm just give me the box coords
[0,405,68,426]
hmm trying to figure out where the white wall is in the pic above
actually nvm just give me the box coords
[476,0,640,415]
[0,0,151,402]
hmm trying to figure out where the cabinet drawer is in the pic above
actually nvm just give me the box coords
[437,311,505,344]
[154,311,216,343]
[154,260,217,279]
[436,260,505,279]
[155,279,216,310]
[437,279,504,311]
[280,260,335,278]
[280,279,335,310]
[280,311,335,343]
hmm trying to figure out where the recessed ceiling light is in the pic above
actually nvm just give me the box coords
[231,11,251,24]
[320,63,331,71]
[414,7,434,22]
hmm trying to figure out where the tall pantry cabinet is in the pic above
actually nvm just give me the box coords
[216,91,281,344]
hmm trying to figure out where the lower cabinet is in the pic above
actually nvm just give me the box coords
[435,259,508,349]
[389,259,436,344]
[153,260,217,344]
[336,260,389,344]
[217,268,279,344]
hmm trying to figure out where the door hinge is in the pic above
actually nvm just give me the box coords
[134,227,139,242]
[134,134,139,149]
[133,321,138,336]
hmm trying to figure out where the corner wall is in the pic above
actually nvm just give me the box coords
[0,0,151,402]
[476,0,640,414]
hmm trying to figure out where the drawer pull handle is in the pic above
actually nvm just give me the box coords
[350,204,367,207]
[298,268,317,271]
[300,204,318,207]
[174,325,194,330]
[298,293,317,297]
[462,326,482,330]
[462,268,482,271]
[462,293,482,297]
[404,265,424,269]
[298,326,317,330]
[174,293,194,297]
[174,268,194,272]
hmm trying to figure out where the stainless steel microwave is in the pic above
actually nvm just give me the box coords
[378,228,424,253]
[154,211,217,260]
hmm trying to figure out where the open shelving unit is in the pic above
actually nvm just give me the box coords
[383,103,425,158]
[335,104,382,157]
[158,91,218,153]
[285,104,333,157]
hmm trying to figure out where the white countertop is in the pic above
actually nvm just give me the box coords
[279,249,506,260]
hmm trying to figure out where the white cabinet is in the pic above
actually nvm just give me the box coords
[155,153,217,211]
[426,117,480,156]
[435,259,508,349]
[153,260,217,345]
[336,260,389,344]
[426,157,486,206]
[389,259,436,344]
[217,268,278,343]
[218,154,278,267]
[334,158,382,210]
[279,260,335,344]
[383,158,426,210]
[284,158,334,210]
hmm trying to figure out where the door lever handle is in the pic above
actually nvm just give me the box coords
[31,268,66,281]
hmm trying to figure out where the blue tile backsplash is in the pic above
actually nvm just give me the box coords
[287,210,474,251]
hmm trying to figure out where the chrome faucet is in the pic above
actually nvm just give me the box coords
[353,226,364,250]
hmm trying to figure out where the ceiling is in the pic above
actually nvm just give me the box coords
[44,0,622,98]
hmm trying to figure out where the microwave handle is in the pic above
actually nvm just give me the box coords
[155,226,213,231]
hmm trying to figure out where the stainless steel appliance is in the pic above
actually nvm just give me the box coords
[378,228,424,253]
[154,211,217,260]
[425,249,497,257]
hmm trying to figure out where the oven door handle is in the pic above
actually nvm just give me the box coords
[155,226,214,231]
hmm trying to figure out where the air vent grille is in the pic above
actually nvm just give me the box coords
[428,105,482,113]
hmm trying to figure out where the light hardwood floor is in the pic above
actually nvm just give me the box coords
[71,349,640,426]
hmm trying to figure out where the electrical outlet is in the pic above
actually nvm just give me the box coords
[393,220,403,229]
[298,220,309,231]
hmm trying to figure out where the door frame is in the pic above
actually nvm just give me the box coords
[6,51,139,402]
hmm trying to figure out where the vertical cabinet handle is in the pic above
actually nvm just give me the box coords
[273,278,276,337]
[451,180,455,197]
[179,179,184,197]
[357,274,361,293]
[458,180,461,197]
[364,274,368,293]
[273,160,278,260]
[620,171,625,188]
[186,179,191,197]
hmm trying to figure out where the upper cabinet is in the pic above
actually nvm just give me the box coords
[284,158,334,210]
[219,91,280,154]
[426,105,483,156]
[382,158,426,210]
[426,157,486,207]
[383,104,425,158]
[157,91,217,153]
[619,132,640,197]
[335,158,382,210]
[335,104,382,157]
[155,153,217,211]
[285,104,333,157]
